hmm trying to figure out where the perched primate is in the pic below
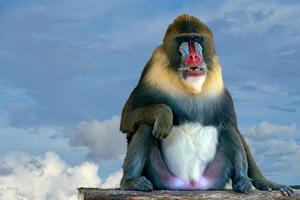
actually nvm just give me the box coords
[120,14,294,196]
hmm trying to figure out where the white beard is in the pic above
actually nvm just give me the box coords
[185,75,206,91]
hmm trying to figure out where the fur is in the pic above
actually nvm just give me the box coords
[162,122,219,183]
[185,74,207,92]
[120,14,294,196]
[144,47,224,96]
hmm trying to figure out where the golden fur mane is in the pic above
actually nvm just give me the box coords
[143,46,224,97]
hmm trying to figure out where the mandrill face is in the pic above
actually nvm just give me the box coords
[162,15,217,92]
[176,34,206,77]
[145,15,222,95]
[176,33,207,89]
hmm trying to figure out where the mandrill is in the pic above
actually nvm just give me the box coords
[119,14,294,196]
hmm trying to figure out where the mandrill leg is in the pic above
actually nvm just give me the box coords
[220,126,252,193]
[120,124,154,191]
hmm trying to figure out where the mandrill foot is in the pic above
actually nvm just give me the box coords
[254,179,294,197]
[232,176,253,194]
[121,176,153,191]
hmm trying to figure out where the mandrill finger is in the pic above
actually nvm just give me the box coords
[279,188,287,196]
[284,186,294,196]
[136,177,153,191]
[160,132,169,139]
[153,129,170,140]
[286,189,293,197]
[279,186,293,197]
[158,135,164,140]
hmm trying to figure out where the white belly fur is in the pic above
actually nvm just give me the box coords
[161,122,218,183]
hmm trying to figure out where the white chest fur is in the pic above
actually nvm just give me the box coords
[161,122,219,183]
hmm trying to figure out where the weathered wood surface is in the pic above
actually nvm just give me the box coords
[78,188,300,200]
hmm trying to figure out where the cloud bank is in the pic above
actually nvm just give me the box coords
[70,116,126,162]
[250,121,298,138]
[0,151,122,200]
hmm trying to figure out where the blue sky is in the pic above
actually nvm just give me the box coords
[0,0,300,199]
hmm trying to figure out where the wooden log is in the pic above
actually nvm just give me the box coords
[78,188,300,200]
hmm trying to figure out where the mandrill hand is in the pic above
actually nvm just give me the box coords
[152,107,173,140]
[120,102,173,140]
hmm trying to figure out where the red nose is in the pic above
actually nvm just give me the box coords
[185,42,202,65]
[185,53,202,65]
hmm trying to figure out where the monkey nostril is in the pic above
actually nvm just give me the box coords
[189,55,196,60]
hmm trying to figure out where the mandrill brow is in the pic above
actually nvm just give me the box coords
[119,14,295,196]
[175,33,203,42]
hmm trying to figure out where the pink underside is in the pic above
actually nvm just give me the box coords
[150,146,224,190]
[167,176,213,190]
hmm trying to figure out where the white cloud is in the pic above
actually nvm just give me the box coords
[250,121,298,137]
[101,170,123,189]
[209,0,300,35]
[70,116,126,162]
[0,151,101,200]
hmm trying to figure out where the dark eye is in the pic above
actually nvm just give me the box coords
[175,36,185,45]
[193,36,204,44]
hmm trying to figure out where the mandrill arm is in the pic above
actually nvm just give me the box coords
[120,96,173,141]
